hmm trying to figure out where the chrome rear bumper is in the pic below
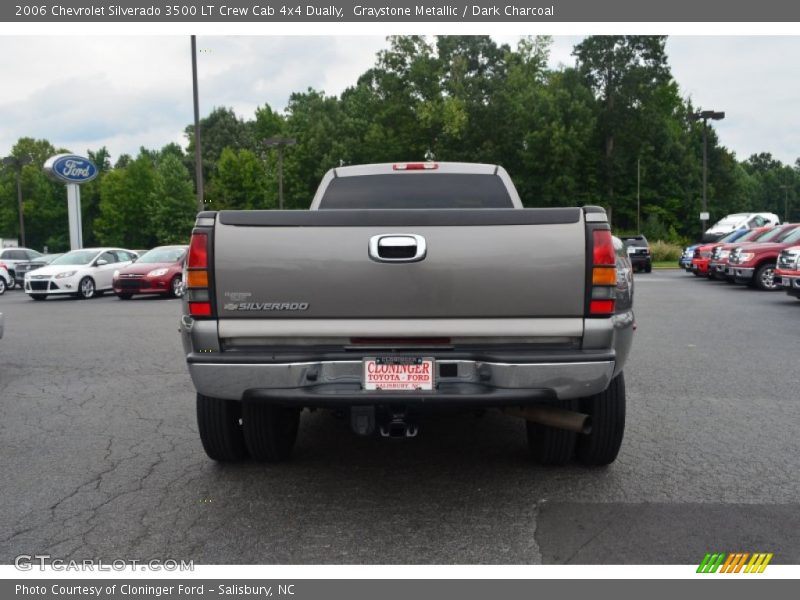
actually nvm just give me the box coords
[187,358,615,403]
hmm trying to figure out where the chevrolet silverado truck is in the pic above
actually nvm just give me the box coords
[179,162,635,466]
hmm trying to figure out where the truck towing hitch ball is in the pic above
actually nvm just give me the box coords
[350,406,418,438]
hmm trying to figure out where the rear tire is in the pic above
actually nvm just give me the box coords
[242,403,300,462]
[526,400,577,466]
[576,373,626,466]
[196,394,248,462]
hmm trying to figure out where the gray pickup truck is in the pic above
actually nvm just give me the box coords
[179,162,634,466]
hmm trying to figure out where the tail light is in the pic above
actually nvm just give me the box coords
[188,233,208,268]
[187,232,212,318]
[589,229,617,317]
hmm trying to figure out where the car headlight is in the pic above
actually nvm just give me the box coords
[739,252,756,263]
[147,268,169,277]
[55,271,77,279]
[113,270,120,279]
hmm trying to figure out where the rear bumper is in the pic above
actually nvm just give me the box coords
[186,355,616,404]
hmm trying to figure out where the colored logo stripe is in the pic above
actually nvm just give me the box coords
[697,552,773,573]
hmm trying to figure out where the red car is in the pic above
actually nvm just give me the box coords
[708,226,779,281]
[690,228,765,276]
[727,224,800,290]
[112,245,187,299]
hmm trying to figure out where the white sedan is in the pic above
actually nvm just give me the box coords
[24,247,138,300]
[0,264,12,295]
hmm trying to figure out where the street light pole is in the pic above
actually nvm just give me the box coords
[690,110,725,236]
[637,157,641,234]
[191,35,204,212]
[2,155,32,246]
[264,137,297,209]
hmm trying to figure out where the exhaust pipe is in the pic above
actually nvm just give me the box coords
[503,406,592,435]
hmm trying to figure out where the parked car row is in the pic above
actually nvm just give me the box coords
[682,223,800,298]
[0,245,187,300]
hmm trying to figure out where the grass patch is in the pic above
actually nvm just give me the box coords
[652,260,680,269]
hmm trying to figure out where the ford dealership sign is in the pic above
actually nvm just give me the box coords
[44,154,98,184]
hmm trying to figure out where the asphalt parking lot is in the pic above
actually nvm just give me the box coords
[1,271,798,565]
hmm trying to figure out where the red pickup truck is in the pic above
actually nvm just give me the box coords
[727,224,800,290]
[707,226,773,280]
[775,245,800,299]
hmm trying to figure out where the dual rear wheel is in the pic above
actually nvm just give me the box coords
[527,373,626,466]
[197,373,626,466]
[196,394,300,462]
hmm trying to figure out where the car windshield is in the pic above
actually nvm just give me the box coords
[741,229,771,242]
[764,227,795,243]
[719,229,749,243]
[49,250,99,265]
[777,228,800,244]
[621,236,647,247]
[712,215,747,228]
[137,247,186,264]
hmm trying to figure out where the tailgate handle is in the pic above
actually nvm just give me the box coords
[369,234,427,263]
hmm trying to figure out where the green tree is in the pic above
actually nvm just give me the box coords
[151,153,196,244]
[207,147,271,210]
[95,151,158,247]
[573,36,671,219]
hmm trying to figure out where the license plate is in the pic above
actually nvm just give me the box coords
[363,357,434,391]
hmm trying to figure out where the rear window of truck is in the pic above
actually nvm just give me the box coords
[318,173,514,209]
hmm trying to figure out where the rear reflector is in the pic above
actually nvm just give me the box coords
[592,230,616,266]
[189,302,212,317]
[592,267,617,286]
[187,270,208,288]
[393,163,438,171]
[186,289,209,302]
[188,233,208,268]
[589,300,615,315]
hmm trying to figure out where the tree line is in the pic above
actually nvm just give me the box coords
[1,35,799,252]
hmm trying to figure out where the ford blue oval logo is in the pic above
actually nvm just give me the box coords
[43,154,98,184]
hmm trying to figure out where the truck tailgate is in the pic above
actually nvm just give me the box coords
[212,208,586,319]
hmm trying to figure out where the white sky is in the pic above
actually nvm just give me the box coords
[0,35,798,165]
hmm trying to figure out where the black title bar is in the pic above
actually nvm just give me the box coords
[4,0,800,22]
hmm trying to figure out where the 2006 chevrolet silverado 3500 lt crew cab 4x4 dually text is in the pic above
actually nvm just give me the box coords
[179,162,635,466]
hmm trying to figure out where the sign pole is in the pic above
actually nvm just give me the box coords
[43,154,97,251]
[66,183,83,250]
